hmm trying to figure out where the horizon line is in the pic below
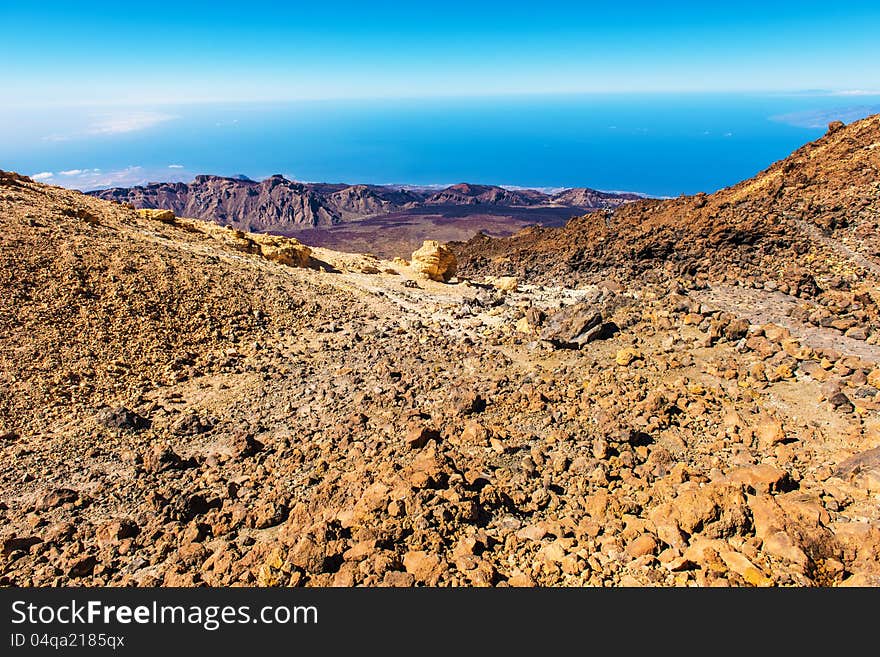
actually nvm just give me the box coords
[4,88,880,110]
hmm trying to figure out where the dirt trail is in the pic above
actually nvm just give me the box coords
[789,216,880,278]
[694,284,880,362]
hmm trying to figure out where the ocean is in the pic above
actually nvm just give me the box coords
[3,93,878,196]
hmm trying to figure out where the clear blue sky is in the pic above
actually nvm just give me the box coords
[2,1,879,105]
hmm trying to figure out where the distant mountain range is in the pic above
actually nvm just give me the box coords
[87,175,642,233]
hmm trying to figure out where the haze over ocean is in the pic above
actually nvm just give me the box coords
[2,94,878,197]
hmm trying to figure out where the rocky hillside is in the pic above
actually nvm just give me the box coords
[549,187,644,208]
[456,115,880,290]
[2,117,880,588]
[87,176,639,234]
[423,183,546,206]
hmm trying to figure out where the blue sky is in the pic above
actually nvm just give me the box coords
[2,1,880,105]
[3,1,879,191]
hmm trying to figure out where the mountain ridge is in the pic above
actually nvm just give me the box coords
[87,176,641,234]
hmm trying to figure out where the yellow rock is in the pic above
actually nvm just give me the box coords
[136,208,175,222]
[491,276,518,292]
[868,369,880,388]
[410,240,457,282]
[253,234,312,268]
[256,547,287,586]
[515,316,533,334]
[265,547,285,570]
[719,549,772,587]
[165,217,312,268]
[616,348,643,366]
[256,564,280,587]
[774,363,795,379]
[781,339,813,360]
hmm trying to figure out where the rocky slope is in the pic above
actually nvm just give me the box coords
[455,115,880,291]
[2,117,880,588]
[87,177,638,234]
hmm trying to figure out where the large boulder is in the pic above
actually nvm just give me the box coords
[410,240,457,282]
[539,299,617,348]
[827,120,845,134]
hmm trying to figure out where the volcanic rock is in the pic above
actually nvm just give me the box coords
[410,240,457,282]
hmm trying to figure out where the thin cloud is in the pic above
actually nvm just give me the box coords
[168,164,184,168]
[829,90,880,97]
[87,111,176,135]
[32,172,54,180]
[42,111,177,141]
[40,165,190,191]
[773,89,880,98]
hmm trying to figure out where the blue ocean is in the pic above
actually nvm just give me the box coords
[3,93,878,196]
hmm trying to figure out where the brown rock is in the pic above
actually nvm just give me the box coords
[405,425,440,449]
[516,524,548,542]
[288,535,331,574]
[724,318,750,340]
[0,430,18,442]
[403,550,442,584]
[460,420,489,445]
[745,336,776,359]
[343,540,378,562]
[539,300,614,348]
[833,446,880,480]
[383,571,416,587]
[747,493,829,570]
[761,531,809,567]
[143,444,183,472]
[252,233,312,268]
[626,534,658,558]
[229,431,263,459]
[762,324,791,342]
[38,488,78,510]
[845,327,868,341]
[2,535,42,554]
[67,555,98,578]
[653,482,750,540]
[755,417,786,449]
[723,464,791,494]
[96,519,139,546]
